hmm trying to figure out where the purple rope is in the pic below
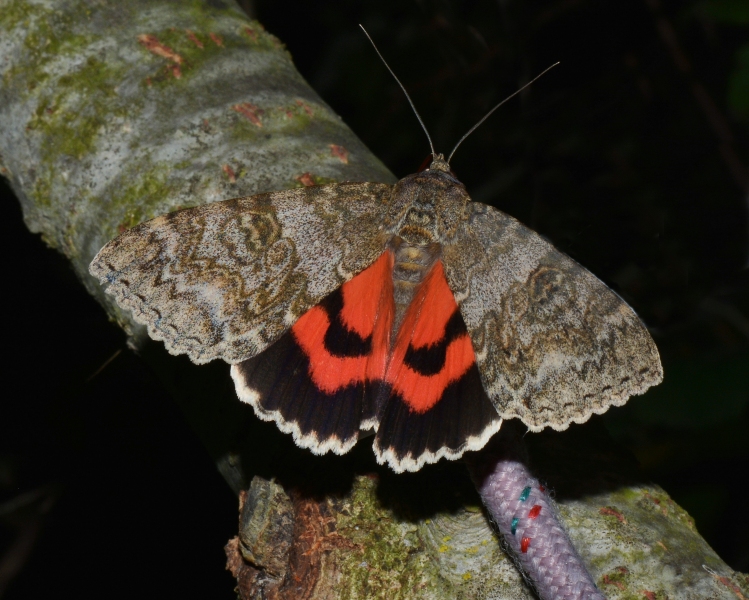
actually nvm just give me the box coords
[467,427,606,600]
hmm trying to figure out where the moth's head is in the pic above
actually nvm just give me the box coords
[426,153,451,174]
[387,155,469,245]
[360,27,559,250]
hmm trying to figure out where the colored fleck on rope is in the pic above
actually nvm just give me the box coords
[466,426,606,600]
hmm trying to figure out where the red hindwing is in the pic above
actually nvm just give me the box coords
[232,250,501,471]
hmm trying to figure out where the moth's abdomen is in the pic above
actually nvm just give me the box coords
[389,236,441,337]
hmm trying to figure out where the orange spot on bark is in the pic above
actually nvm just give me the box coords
[222,164,236,182]
[232,102,263,127]
[704,565,749,599]
[641,591,656,600]
[296,99,314,116]
[209,32,224,46]
[602,575,626,590]
[169,63,182,79]
[296,172,315,187]
[644,492,669,515]
[599,507,627,524]
[714,574,748,599]
[138,34,183,64]
[185,29,204,48]
[243,26,258,41]
[330,144,349,163]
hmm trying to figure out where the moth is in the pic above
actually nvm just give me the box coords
[89,46,662,474]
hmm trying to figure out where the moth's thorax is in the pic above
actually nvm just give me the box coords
[388,236,441,342]
[387,167,469,245]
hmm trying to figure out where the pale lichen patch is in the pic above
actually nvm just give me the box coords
[102,163,176,239]
[29,56,130,164]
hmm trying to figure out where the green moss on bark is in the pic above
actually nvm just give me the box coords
[334,477,443,600]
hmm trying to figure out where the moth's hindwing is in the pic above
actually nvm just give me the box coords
[231,253,503,471]
[373,260,502,473]
[442,202,663,432]
[231,252,395,455]
[89,183,393,364]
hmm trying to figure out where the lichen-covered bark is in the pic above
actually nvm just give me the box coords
[1,1,747,598]
[227,429,749,600]
[0,0,393,343]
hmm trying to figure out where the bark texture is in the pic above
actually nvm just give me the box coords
[224,425,749,599]
[0,0,393,343]
[1,1,747,598]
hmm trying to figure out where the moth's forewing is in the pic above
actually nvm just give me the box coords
[89,183,394,364]
[442,202,663,432]
[91,163,662,472]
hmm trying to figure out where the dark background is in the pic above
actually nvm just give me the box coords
[2,0,748,597]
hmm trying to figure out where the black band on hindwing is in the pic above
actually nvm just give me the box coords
[402,309,465,376]
[322,289,373,358]
[234,331,364,445]
[374,361,500,466]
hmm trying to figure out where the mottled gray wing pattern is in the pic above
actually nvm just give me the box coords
[90,183,393,364]
[442,202,662,432]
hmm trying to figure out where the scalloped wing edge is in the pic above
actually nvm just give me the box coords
[373,417,503,473]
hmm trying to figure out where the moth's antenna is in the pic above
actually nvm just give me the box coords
[447,62,560,164]
[360,25,436,158]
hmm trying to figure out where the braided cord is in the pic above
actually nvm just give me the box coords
[467,429,606,600]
